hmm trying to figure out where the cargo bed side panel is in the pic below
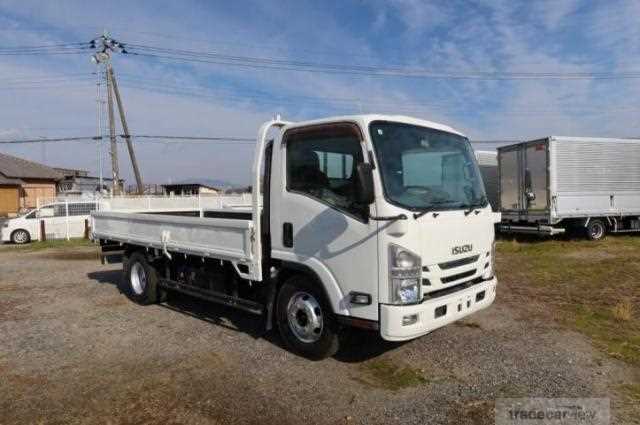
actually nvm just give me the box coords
[92,211,257,276]
[553,138,640,218]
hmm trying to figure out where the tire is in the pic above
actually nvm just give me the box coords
[11,229,30,244]
[276,275,339,360]
[123,251,162,305]
[586,219,607,241]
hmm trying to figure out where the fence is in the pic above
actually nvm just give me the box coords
[33,193,253,241]
[29,198,98,241]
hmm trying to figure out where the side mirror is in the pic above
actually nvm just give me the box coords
[356,163,375,205]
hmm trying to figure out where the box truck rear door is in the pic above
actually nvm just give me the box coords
[499,148,521,211]
[524,142,548,212]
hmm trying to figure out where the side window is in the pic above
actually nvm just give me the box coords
[286,124,367,220]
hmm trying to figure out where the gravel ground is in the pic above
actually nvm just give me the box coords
[0,245,637,424]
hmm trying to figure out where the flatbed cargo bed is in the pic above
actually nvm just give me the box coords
[92,206,260,280]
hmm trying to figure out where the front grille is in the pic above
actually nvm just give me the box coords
[422,277,484,300]
[439,255,479,270]
[441,269,476,284]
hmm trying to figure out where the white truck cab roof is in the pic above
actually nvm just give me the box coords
[283,114,467,138]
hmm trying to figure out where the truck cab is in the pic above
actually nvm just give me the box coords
[93,114,499,359]
[267,115,499,346]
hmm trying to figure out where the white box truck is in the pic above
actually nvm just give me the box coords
[92,115,500,359]
[498,136,640,240]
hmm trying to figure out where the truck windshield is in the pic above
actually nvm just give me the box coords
[369,121,486,211]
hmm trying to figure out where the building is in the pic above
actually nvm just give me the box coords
[55,167,123,195]
[124,184,164,195]
[0,153,63,216]
[162,183,221,196]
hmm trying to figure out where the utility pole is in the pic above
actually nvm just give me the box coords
[106,63,121,195]
[90,32,144,195]
[95,65,104,192]
[109,66,144,194]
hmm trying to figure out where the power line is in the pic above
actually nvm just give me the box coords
[111,77,640,117]
[0,134,255,144]
[133,135,254,142]
[121,41,640,81]
[0,42,88,50]
[0,134,533,145]
[0,51,89,57]
[0,43,90,56]
[0,136,96,144]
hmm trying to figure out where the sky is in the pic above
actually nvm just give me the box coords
[0,0,639,186]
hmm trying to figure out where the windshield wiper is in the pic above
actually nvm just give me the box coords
[463,195,488,216]
[413,209,431,219]
[413,200,458,219]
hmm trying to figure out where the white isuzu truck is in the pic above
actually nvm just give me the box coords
[92,115,500,359]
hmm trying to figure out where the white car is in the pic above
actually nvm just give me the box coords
[1,201,98,244]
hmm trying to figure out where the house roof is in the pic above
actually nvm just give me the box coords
[0,152,63,180]
[162,183,220,190]
[54,167,89,178]
[0,174,24,185]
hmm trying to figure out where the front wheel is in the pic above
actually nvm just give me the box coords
[11,229,30,244]
[276,275,339,360]
[586,219,607,241]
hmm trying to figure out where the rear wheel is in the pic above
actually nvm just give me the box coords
[11,229,30,244]
[123,251,162,305]
[586,219,607,241]
[276,275,339,360]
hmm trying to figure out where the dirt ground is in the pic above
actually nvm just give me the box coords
[0,243,638,424]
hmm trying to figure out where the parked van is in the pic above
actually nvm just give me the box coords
[1,200,98,244]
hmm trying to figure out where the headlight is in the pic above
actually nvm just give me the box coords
[389,244,422,304]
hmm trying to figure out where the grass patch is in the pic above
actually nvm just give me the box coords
[455,320,482,329]
[612,300,633,322]
[356,358,428,391]
[0,238,94,252]
[620,383,640,402]
[497,236,640,366]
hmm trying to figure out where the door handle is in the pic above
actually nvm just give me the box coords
[283,222,293,248]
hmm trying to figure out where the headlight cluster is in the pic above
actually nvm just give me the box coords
[389,244,422,304]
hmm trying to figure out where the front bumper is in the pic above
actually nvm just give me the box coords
[380,277,497,341]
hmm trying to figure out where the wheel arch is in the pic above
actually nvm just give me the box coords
[274,260,346,316]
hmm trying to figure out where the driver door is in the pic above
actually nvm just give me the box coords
[271,123,380,321]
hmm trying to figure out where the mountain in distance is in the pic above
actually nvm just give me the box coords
[173,178,236,191]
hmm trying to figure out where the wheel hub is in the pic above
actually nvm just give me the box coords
[591,223,604,239]
[14,231,27,243]
[130,262,147,295]
[287,291,323,343]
